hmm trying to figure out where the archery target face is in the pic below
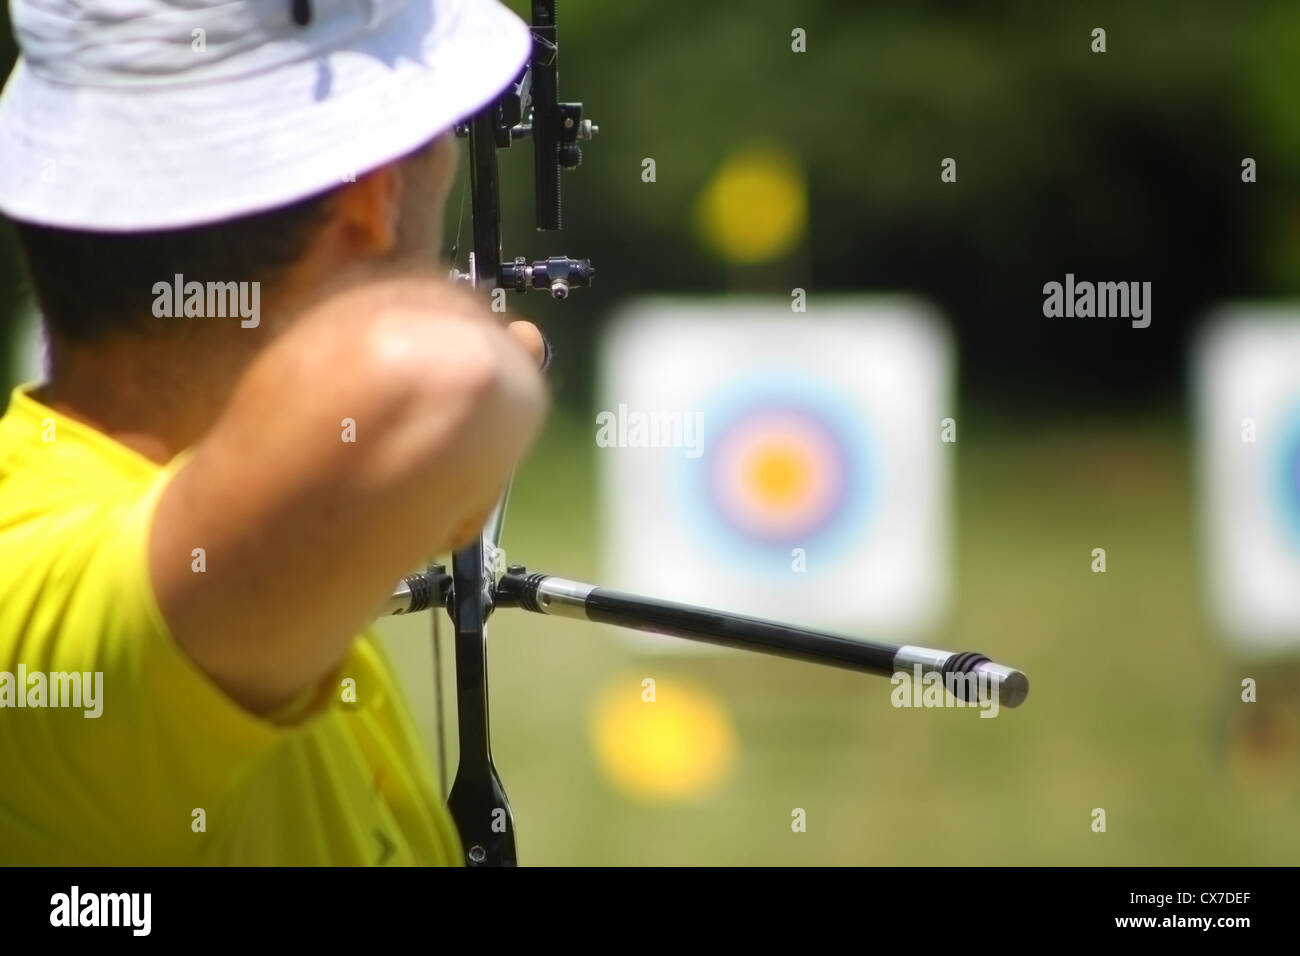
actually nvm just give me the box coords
[1196,306,1300,654]
[681,372,873,571]
[598,297,952,640]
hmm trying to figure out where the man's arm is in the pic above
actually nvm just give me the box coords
[149,277,548,715]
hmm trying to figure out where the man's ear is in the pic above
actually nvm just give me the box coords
[334,163,401,255]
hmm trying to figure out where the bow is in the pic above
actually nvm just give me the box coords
[380,0,1029,867]
[443,0,594,867]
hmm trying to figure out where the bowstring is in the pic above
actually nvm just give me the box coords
[448,162,469,278]
[432,572,448,796]
[435,159,469,799]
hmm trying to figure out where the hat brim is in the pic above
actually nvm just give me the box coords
[0,0,531,231]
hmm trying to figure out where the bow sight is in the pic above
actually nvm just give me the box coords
[450,0,596,299]
[408,0,1028,868]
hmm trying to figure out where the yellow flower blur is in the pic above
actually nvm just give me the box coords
[695,145,808,264]
[590,675,739,801]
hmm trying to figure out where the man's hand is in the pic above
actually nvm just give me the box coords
[149,276,549,715]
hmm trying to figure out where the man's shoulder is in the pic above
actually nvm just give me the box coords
[0,385,162,518]
[0,386,177,655]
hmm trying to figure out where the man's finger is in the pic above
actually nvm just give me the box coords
[507,320,549,370]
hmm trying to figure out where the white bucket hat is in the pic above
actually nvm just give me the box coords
[0,0,530,230]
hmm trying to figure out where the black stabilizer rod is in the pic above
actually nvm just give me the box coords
[493,568,1029,708]
[381,566,1030,708]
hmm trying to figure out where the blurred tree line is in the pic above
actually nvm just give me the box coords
[5,0,1300,418]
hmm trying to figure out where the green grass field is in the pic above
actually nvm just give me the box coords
[379,410,1300,865]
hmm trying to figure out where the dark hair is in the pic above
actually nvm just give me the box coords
[12,187,340,343]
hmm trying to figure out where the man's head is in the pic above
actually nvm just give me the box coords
[14,129,460,347]
[0,0,529,349]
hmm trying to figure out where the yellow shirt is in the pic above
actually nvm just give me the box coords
[0,386,462,865]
